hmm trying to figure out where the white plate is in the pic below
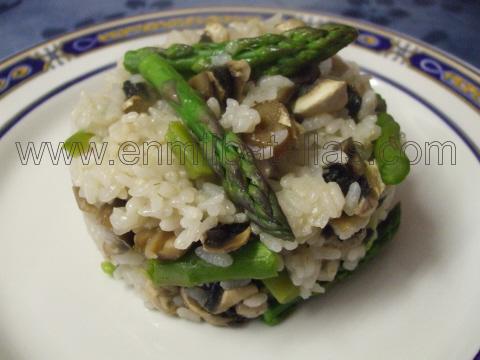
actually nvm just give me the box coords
[0,7,479,360]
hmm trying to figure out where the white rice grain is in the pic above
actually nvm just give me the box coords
[194,247,233,267]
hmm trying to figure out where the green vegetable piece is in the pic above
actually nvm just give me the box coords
[146,240,280,287]
[165,121,215,180]
[101,261,117,277]
[131,52,293,240]
[63,130,94,157]
[374,112,410,185]
[262,271,300,304]
[262,297,302,326]
[124,24,358,79]
[262,203,402,325]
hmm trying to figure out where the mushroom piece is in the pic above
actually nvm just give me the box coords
[122,80,156,113]
[227,60,251,101]
[235,301,268,318]
[274,18,306,32]
[329,214,370,240]
[188,72,214,100]
[210,285,258,314]
[180,288,233,326]
[293,78,348,117]
[73,186,97,213]
[330,55,350,77]
[188,60,251,105]
[204,21,229,43]
[203,222,251,253]
[122,95,151,113]
[243,101,298,160]
[145,282,179,315]
[134,228,187,260]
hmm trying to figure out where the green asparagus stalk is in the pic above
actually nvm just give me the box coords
[262,203,402,325]
[133,52,294,239]
[124,24,358,78]
[374,113,410,185]
[146,240,280,287]
[262,271,300,304]
[63,130,94,157]
[165,121,215,180]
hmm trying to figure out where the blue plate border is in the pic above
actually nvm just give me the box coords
[0,7,478,113]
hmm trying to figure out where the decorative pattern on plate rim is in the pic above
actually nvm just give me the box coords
[0,7,478,112]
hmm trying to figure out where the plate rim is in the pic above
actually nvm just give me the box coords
[0,6,478,113]
[0,6,479,360]
[0,6,478,74]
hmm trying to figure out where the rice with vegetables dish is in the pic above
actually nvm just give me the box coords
[66,15,409,326]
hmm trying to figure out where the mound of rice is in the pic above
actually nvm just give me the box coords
[69,15,399,325]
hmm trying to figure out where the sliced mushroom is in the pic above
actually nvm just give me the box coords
[145,282,179,315]
[102,240,130,256]
[188,61,251,105]
[122,80,156,113]
[180,288,232,326]
[227,60,251,101]
[134,228,187,260]
[329,214,370,240]
[73,187,97,213]
[274,18,306,32]
[211,285,258,314]
[353,161,385,217]
[293,78,348,117]
[235,301,268,318]
[243,101,298,160]
[330,55,350,77]
[203,222,251,253]
[122,95,151,113]
[188,72,214,100]
[204,21,229,43]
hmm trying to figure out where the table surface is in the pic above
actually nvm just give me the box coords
[0,0,479,68]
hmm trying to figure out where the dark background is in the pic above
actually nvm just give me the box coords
[0,0,479,67]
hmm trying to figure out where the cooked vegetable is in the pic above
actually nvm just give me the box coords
[244,101,296,159]
[346,85,362,119]
[130,53,294,239]
[123,24,358,79]
[63,130,94,157]
[262,203,401,325]
[293,78,348,117]
[203,222,251,253]
[101,261,117,277]
[262,297,302,326]
[180,288,234,326]
[165,121,215,180]
[188,60,250,104]
[146,240,280,287]
[122,80,157,113]
[374,112,410,185]
[262,271,300,304]
[134,228,187,260]
[213,285,258,314]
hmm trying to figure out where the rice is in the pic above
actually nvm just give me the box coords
[194,247,233,267]
[69,15,401,324]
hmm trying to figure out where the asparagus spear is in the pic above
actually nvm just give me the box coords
[165,121,215,180]
[374,113,410,185]
[262,203,402,325]
[146,240,279,287]
[124,24,358,78]
[134,53,294,239]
